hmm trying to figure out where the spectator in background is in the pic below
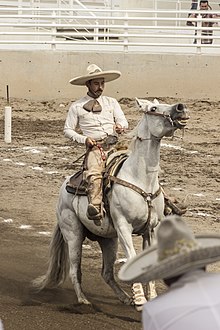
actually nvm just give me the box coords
[119,215,220,330]
[190,0,199,10]
[188,0,218,44]
[187,0,198,25]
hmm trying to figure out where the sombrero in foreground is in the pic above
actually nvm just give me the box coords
[118,215,220,283]
[69,64,121,85]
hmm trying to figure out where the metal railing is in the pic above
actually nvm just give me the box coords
[0,7,220,53]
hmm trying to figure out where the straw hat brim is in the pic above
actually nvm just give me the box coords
[118,234,220,283]
[69,70,121,85]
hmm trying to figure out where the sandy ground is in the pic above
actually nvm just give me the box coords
[0,96,220,330]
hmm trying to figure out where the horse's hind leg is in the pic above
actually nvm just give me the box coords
[59,208,91,305]
[97,236,131,305]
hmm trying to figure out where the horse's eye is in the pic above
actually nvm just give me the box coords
[150,106,157,112]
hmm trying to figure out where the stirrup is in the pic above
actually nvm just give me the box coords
[87,204,103,221]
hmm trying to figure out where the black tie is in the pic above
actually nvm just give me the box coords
[83,99,102,113]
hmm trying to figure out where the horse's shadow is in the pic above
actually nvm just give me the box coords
[54,293,140,323]
[57,303,140,323]
[22,285,80,306]
[0,273,140,323]
[23,285,140,323]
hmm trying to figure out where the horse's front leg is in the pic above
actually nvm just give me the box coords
[59,208,91,305]
[97,236,131,305]
[143,228,157,301]
[114,218,147,310]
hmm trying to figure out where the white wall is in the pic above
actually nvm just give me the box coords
[0,50,219,101]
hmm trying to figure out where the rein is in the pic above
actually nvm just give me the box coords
[71,143,106,165]
[137,136,161,142]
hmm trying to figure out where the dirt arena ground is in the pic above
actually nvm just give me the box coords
[0,96,220,330]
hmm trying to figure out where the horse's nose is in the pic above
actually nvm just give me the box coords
[174,103,185,113]
[171,103,190,124]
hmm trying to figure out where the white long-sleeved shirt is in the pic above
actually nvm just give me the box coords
[64,95,128,144]
[142,269,220,330]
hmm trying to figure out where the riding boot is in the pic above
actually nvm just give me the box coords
[86,178,103,221]
[164,197,187,216]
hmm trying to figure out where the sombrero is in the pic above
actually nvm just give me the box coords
[69,64,121,86]
[118,215,220,283]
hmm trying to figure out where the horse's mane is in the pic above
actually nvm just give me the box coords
[127,97,161,152]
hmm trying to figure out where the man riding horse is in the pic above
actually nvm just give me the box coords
[34,93,189,309]
[64,64,186,222]
[64,64,128,221]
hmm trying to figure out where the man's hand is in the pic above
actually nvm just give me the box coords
[115,124,125,134]
[85,137,97,148]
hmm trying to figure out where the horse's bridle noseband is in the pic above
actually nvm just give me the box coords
[145,110,174,126]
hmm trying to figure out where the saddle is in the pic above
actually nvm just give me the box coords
[66,169,87,195]
[66,150,129,196]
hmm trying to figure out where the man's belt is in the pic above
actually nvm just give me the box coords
[89,135,119,160]
[96,135,118,148]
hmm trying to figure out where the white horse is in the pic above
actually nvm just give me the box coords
[33,98,189,311]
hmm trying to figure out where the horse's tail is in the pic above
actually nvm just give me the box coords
[32,224,69,291]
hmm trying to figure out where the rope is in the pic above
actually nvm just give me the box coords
[71,152,87,165]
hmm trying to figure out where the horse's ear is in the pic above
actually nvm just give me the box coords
[135,98,152,111]
[153,98,160,105]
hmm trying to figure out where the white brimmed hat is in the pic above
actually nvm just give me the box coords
[69,64,121,86]
[119,215,220,283]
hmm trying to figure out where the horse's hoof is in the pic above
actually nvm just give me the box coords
[146,293,157,301]
[135,304,144,312]
[78,298,91,305]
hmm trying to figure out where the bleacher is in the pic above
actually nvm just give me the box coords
[0,1,220,52]
[0,0,109,9]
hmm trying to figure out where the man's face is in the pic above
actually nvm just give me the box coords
[86,78,105,98]
[200,2,209,10]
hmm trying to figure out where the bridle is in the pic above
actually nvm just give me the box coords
[145,109,174,126]
[137,109,174,142]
